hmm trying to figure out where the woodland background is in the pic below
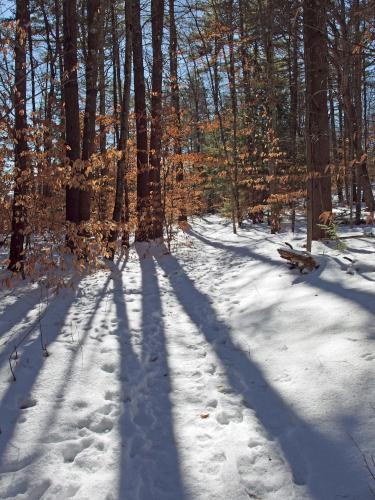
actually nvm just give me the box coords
[0,0,375,272]
[1,2,375,497]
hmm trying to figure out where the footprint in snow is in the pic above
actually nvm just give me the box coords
[197,350,207,358]
[196,433,212,442]
[211,451,227,462]
[277,344,288,351]
[72,400,88,410]
[248,437,263,449]
[217,384,235,395]
[131,399,156,428]
[104,389,119,401]
[215,408,243,425]
[361,353,375,361]
[19,397,37,410]
[237,454,257,472]
[4,479,52,500]
[46,483,81,498]
[101,362,116,373]
[129,435,146,458]
[97,403,117,416]
[61,437,94,463]
[100,345,116,354]
[79,414,114,434]
[205,363,217,375]
[207,399,218,408]
[203,462,223,476]
[273,372,292,383]
[89,334,104,342]
[18,414,27,424]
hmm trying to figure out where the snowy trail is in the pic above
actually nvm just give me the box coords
[1,216,375,499]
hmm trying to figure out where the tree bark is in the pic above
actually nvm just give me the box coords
[227,0,241,228]
[9,0,30,272]
[63,0,81,229]
[80,0,101,222]
[109,0,133,254]
[260,0,280,233]
[352,0,374,217]
[303,0,332,246]
[110,2,121,146]
[41,0,57,197]
[133,0,150,241]
[169,0,186,222]
[98,0,107,221]
[149,0,165,240]
[329,83,342,202]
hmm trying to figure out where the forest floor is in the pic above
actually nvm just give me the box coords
[0,215,375,500]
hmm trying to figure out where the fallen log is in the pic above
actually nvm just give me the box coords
[277,246,319,273]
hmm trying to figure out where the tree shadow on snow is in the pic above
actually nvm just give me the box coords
[0,280,85,473]
[22,267,117,447]
[0,283,49,349]
[112,249,187,500]
[154,247,371,500]
[189,228,375,320]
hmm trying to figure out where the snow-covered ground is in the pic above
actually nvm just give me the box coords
[1,215,375,500]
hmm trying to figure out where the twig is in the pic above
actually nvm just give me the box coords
[349,433,375,496]
[8,289,49,381]
[38,283,49,357]
[9,346,17,381]
[0,233,10,247]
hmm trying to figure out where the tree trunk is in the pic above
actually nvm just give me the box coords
[109,0,133,254]
[41,0,57,198]
[149,0,165,240]
[261,0,280,233]
[303,0,332,247]
[227,0,241,228]
[98,1,107,221]
[9,0,30,272]
[80,0,101,223]
[288,7,299,231]
[353,0,374,217]
[63,0,81,230]
[110,2,120,146]
[56,0,65,132]
[289,9,298,161]
[133,0,150,241]
[169,0,186,222]
[329,83,342,202]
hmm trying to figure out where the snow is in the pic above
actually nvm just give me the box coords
[1,215,375,499]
